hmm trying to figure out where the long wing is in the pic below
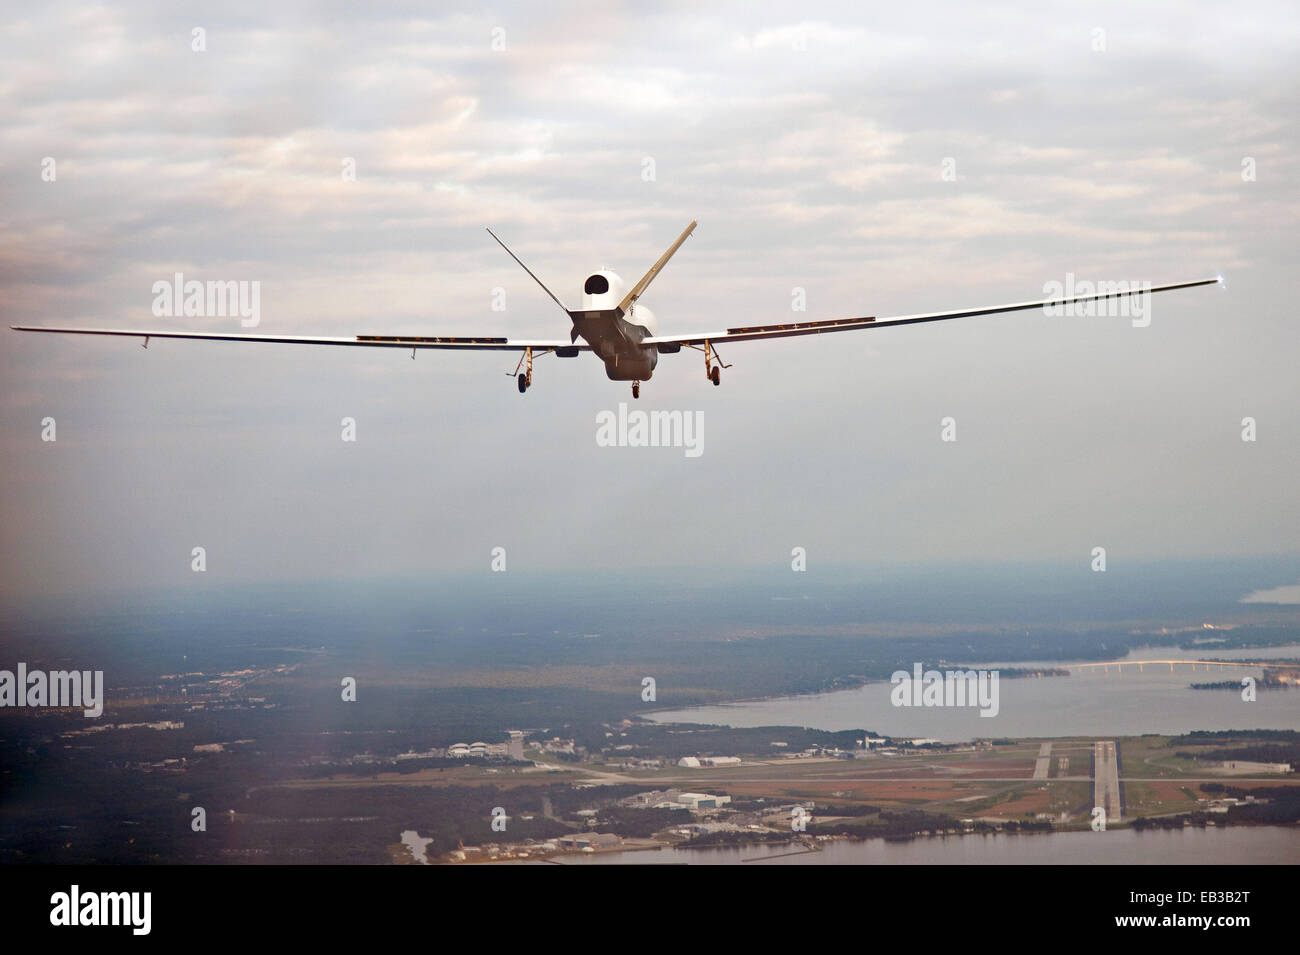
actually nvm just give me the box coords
[643,278,1220,348]
[8,326,589,352]
[10,278,1218,351]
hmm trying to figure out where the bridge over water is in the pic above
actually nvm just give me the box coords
[1071,660,1297,674]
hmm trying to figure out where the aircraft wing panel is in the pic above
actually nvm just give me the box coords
[10,326,589,351]
[642,278,1221,347]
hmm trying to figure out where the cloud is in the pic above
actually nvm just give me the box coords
[1,1,1297,600]
[1240,583,1300,605]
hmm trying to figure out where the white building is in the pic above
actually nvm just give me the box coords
[677,792,733,810]
[1218,760,1291,774]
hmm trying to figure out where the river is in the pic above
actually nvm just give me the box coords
[649,645,1300,741]
[557,825,1300,864]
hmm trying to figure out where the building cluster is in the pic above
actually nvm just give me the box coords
[610,756,665,770]
[153,663,299,701]
[538,737,577,754]
[60,720,184,737]
[854,736,967,756]
[394,748,444,761]
[1262,668,1299,686]
[399,731,525,762]
[620,789,733,811]
[557,832,622,850]
[678,792,733,809]
[780,745,855,759]
[445,832,623,862]
[1213,760,1292,775]
[447,741,508,759]
[676,755,741,767]
[1200,794,1270,813]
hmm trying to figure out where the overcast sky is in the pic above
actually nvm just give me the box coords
[2,1,1297,604]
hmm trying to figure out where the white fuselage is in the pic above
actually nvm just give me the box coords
[570,270,660,381]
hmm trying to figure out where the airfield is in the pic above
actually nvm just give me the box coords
[261,731,1300,864]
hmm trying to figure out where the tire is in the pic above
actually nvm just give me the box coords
[710,365,721,386]
[518,373,528,393]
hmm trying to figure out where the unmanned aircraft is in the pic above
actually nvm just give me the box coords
[12,221,1220,400]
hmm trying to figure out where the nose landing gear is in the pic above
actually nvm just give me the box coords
[632,381,640,399]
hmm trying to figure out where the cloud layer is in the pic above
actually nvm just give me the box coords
[2,1,1297,600]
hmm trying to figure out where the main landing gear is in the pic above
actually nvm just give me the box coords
[702,340,729,386]
[512,347,534,394]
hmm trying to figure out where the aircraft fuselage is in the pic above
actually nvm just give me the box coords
[572,270,658,381]
[569,306,658,380]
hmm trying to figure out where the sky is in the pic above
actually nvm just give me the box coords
[2,1,1297,604]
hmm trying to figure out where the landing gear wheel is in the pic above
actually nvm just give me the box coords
[518,373,528,393]
[632,382,640,399]
[702,340,729,387]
